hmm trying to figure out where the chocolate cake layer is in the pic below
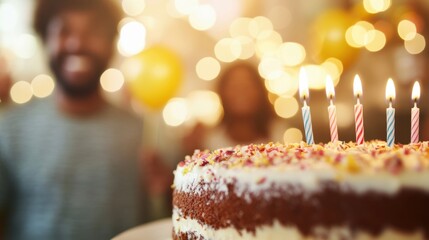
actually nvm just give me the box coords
[173,231,203,240]
[173,181,429,238]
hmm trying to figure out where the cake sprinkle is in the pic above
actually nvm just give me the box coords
[179,141,429,175]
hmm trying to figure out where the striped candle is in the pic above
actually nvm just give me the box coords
[354,104,364,144]
[302,102,314,145]
[353,75,364,145]
[328,105,338,142]
[411,81,420,143]
[385,78,396,147]
[411,107,419,143]
[386,107,395,147]
[325,75,338,142]
[299,68,314,145]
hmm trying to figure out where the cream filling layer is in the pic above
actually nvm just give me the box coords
[174,165,429,199]
[172,209,425,240]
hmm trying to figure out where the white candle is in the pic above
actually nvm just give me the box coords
[325,75,338,142]
[299,68,314,145]
[386,78,396,147]
[411,81,420,143]
[353,75,364,145]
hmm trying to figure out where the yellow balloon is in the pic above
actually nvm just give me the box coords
[311,9,360,68]
[127,46,183,109]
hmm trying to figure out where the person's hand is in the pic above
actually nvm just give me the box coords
[141,149,173,196]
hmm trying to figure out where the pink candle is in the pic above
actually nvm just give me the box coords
[353,75,364,145]
[411,81,420,143]
[325,75,338,142]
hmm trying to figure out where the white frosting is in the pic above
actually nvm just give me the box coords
[173,209,425,240]
[174,142,429,197]
[174,164,429,199]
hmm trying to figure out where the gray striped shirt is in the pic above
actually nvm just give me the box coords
[0,97,145,240]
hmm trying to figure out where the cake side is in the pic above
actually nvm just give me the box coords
[172,141,429,240]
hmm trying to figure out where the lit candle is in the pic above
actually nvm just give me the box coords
[325,75,338,142]
[385,78,396,147]
[411,81,420,143]
[353,75,364,145]
[299,67,314,145]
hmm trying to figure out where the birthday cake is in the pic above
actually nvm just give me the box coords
[172,141,429,240]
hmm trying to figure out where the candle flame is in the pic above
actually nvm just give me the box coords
[385,78,396,102]
[299,67,309,99]
[353,74,363,98]
[412,81,420,101]
[325,75,335,99]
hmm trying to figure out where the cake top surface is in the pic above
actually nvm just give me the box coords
[178,141,429,175]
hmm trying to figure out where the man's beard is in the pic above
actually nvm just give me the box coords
[49,53,105,99]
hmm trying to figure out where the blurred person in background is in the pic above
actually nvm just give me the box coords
[142,61,287,221]
[0,0,147,239]
[183,61,286,154]
[0,57,11,106]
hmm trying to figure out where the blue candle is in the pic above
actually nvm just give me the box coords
[299,68,314,145]
[385,78,396,147]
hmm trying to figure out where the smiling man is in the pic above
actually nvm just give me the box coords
[0,1,146,239]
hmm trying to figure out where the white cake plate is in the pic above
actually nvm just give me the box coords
[112,218,172,240]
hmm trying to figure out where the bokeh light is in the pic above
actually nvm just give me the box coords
[258,55,284,80]
[214,38,241,62]
[187,91,223,126]
[364,29,386,52]
[163,98,189,127]
[255,30,282,57]
[248,16,273,38]
[321,58,343,84]
[398,20,417,41]
[303,64,327,90]
[346,25,360,48]
[120,58,142,81]
[31,74,55,98]
[265,76,287,96]
[283,74,299,97]
[363,0,391,14]
[117,20,147,57]
[274,96,299,119]
[100,68,125,92]
[122,0,146,17]
[189,4,216,31]
[229,17,252,38]
[404,33,426,55]
[196,57,221,81]
[283,128,303,143]
[174,0,199,16]
[10,81,32,104]
[12,34,37,59]
[349,21,375,48]
[235,36,255,59]
[265,70,298,97]
[277,42,306,67]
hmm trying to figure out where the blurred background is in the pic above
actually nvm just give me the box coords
[1,0,429,157]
